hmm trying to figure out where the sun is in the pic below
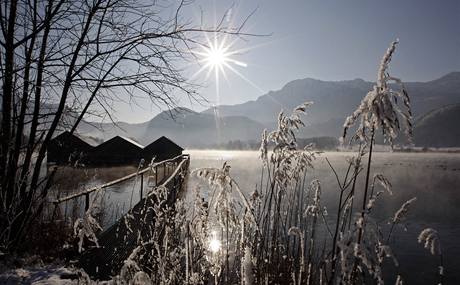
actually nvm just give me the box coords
[192,37,248,81]
[190,35,263,108]
[205,45,229,69]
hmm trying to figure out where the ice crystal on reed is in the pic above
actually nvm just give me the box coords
[303,180,322,217]
[374,173,393,195]
[341,40,413,146]
[288,227,305,285]
[119,245,143,282]
[366,191,383,211]
[242,246,254,285]
[259,129,268,164]
[377,241,399,267]
[395,275,404,285]
[439,266,444,276]
[194,163,257,227]
[418,228,442,255]
[260,102,318,189]
[353,242,384,285]
[392,197,417,224]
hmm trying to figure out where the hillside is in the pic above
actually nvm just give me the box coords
[413,104,460,147]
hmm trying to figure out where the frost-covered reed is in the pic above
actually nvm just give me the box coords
[341,40,413,147]
[418,228,444,284]
[418,228,441,256]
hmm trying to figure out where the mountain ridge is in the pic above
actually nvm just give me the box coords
[76,72,460,147]
[202,72,460,126]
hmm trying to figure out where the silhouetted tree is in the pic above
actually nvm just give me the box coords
[0,0,253,251]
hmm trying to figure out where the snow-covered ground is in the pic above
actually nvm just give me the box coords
[0,265,89,285]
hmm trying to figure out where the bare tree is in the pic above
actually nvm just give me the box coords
[0,0,253,251]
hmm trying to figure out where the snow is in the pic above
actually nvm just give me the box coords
[0,266,89,285]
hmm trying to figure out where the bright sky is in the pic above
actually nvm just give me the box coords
[114,0,460,123]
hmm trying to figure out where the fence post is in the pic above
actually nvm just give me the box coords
[64,200,68,224]
[140,172,144,199]
[185,220,190,284]
[172,176,177,202]
[85,193,90,211]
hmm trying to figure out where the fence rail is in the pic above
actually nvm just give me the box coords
[52,154,189,211]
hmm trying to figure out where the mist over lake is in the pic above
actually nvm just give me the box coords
[186,150,460,284]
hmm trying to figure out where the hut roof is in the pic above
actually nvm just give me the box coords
[51,131,92,147]
[74,134,100,147]
[144,136,183,151]
[119,136,144,148]
[94,135,144,150]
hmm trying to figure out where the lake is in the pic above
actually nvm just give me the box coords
[185,150,460,284]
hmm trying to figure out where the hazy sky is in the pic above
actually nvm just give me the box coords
[114,0,460,123]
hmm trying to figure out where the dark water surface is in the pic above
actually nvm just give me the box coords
[185,150,460,284]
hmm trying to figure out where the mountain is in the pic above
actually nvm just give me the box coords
[413,104,460,148]
[205,78,370,126]
[78,120,149,142]
[203,72,460,138]
[141,107,265,147]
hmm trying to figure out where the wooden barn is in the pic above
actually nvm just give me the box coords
[143,136,183,162]
[47,131,97,165]
[88,136,144,166]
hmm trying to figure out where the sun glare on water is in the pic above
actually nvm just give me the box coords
[208,231,221,253]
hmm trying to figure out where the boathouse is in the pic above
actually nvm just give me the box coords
[143,136,183,162]
[88,136,144,166]
[47,131,97,165]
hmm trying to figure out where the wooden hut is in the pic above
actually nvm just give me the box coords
[88,136,144,166]
[47,131,97,165]
[143,136,183,162]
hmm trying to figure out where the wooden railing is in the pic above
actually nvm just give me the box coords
[52,154,189,212]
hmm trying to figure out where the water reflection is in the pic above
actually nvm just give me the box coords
[185,150,460,284]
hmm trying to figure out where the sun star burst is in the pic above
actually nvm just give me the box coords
[204,45,229,68]
[192,36,249,85]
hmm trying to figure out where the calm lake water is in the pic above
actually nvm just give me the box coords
[185,150,460,284]
[60,150,460,283]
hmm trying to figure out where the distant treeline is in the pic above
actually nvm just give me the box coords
[193,136,340,150]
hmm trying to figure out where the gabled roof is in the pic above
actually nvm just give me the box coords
[119,136,144,148]
[52,131,92,146]
[144,136,183,151]
[74,134,101,147]
[52,131,72,140]
[94,135,144,149]
[52,131,100,147]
